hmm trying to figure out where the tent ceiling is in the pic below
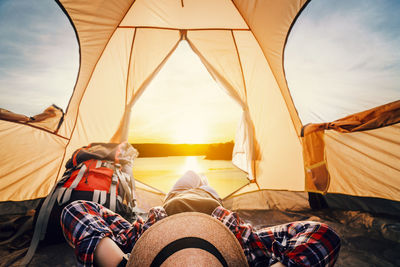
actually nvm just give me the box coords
[121,0,249,29]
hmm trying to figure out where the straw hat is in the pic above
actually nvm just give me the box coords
[127,212,249,267]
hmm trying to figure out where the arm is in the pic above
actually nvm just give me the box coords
[61,201,168,267]
[211,207,340,267]
[257,221,341,266]
[61,200,145,267]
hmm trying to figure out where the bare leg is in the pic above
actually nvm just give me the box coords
[271,262,286,267]
[94,237,124,267]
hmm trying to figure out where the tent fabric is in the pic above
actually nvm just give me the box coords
[0,121,67,201]
[57,0,135,137]
[0,109,31,123]
[223,190,309,211]
[233,0,307,135]
[0,0,398,211]
[301,101,400,198]
[302,100,400,135]
[120,0,249,29]
[325,123,400,201]
[302,130,330,193]
[0,105,64,133]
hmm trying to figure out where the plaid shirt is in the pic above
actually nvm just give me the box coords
[61,200,340,267]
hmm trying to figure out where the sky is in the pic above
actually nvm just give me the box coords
[0,1,78,116]
[285,0,400,123]
[0,0,399,143]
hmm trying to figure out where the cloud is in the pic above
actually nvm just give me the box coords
[285,0,400,123]
[0,0,78,116]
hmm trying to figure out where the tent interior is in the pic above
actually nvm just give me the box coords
[0,0,399,266]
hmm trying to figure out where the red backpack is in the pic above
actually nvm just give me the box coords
[58,142,138,214]
[22,142,139,265]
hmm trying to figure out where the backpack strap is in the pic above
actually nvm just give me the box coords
[117,169,134,206]
[57,187,67,204]
[100,190,107,205]
[95,160,102,168]
[60,164,87,205]
[109,170,119,212]
[92,189,100,203]
[20,184,63,266]
[92,189,107,205]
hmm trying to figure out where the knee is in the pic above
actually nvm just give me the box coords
[61,200,99,225]
[60,200,102,245]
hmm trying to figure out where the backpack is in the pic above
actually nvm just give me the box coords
[21,142,138,266]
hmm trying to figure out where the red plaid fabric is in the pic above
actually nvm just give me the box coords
[61,201,340,267]
[212,207,341,266]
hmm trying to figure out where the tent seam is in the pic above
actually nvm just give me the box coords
[231,30,257,181]
[125,28,137,106]
[325,132,400,173]
[225,188,307,200]
[55,0,137,186]
[118,26,250,31]
[229,0,304,136]
[322,191,400,200]
[0,120,69,140]
[127,31,183,108]
[223,181,251,200]
[136,181,166,194]
[65,0,137,144]
[230,31,248,102]
[281,0,311,126]
[54,0,81,116]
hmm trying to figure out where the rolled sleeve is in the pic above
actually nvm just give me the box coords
[61,201,143,266]
[257,221,341,266]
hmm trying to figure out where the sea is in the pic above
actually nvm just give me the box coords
[132,156,249,198]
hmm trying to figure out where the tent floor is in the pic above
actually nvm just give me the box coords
[1,208,399,266]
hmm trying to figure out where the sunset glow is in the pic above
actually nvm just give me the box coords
[128,41,242,144]
[173,121,208,144]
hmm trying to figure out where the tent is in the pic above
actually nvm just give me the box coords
[0,0,399,215]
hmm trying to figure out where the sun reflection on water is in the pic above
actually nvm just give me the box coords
[180,156,204,174]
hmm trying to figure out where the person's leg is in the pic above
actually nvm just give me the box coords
[167,170,221,202]
[169,170,206,192]
[270,262,286,267]
[60,200,135,266]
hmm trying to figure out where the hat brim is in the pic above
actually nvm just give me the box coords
[128,212,248,267]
